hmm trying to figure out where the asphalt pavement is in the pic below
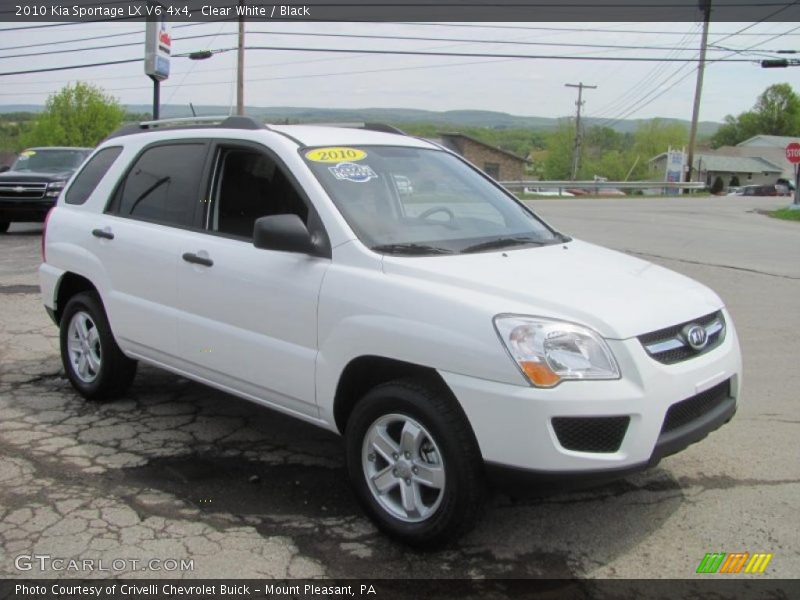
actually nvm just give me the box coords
[0,195,798,580]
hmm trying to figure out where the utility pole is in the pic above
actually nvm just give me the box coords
[236,0,245,115]
[686,0,712,184]
[565,82,597,180]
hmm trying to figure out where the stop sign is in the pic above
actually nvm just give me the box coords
[786,142,800,164]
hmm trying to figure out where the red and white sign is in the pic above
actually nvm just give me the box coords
[785,142,800,164]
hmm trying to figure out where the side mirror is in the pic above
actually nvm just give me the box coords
[0,165,9,173]
[253,214,317,255]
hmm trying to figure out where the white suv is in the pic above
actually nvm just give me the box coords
[40,117,742,546]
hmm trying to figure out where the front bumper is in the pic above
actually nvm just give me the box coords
[439,308,742,477]
[0,198,55,222]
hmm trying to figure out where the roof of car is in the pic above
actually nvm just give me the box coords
[269,124,438,149]
[104,117,440,151]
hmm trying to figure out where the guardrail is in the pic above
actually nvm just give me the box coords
[500,180,707,193]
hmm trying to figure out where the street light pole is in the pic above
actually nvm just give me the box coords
[236,0,245,116]
[565,82,597,181]
[686,0,712,185]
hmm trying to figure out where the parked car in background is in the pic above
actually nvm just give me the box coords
[0,147,92,233]
[726,187,743,196]
[523,187,574,197]
[740,184,779,197]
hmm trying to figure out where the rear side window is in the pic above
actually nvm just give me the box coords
[115,143,207,227]
[65,146,122,205]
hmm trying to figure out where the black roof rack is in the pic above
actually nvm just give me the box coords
[310,122,407,136]
[104,115,268,140]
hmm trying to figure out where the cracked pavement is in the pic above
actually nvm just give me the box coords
[1,196,799,580]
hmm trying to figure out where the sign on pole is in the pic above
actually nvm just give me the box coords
[144,3,171,82]
[786,142,800,205]
[665,147,686,195]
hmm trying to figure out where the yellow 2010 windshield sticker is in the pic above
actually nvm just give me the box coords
[305,147,367,163]
[20,150,36,157]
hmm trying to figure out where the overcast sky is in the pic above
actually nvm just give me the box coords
[1,20,798,123]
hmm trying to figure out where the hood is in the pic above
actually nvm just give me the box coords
[381,239,723,339]
[0,169,74,182]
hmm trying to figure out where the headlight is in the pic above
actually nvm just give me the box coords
[45,180,67,198]
[494,315,620,387]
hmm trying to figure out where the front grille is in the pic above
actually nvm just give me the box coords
[661,379,731,434]
[0,182,47,200]
[552,416,630,453]
[638,311,726,365]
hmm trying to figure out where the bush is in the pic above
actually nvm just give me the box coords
[729,175,740,187]
[710,176,725,194]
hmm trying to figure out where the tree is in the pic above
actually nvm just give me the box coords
[542,120,575,180]
[710,175,724,194]
[711,83,800,148]
[21,82,124,147]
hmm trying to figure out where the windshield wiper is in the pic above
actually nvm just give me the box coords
[371,243,454,255]
[460,236,546,254]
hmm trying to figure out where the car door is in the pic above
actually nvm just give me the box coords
[174,140,331,418]
[94,140,210,360]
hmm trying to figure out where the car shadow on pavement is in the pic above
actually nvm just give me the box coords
[8,363,685,578]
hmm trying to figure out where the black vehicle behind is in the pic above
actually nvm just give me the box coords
[0,147,91,232]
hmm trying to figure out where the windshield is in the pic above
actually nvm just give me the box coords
[11,149,89,172]
[302,145,560,254]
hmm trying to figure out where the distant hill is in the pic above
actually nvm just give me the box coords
[0,104,721,136]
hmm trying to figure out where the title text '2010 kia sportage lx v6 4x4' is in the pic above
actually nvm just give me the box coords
[39,117,742,546]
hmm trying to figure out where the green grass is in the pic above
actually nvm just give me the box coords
[770,207,800,221]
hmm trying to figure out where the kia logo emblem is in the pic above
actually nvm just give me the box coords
[13,186,23,193]
[683,324,708,350]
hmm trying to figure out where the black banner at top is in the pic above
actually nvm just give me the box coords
[1,0,800,22]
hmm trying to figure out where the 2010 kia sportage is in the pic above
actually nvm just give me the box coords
[39,116,742,546]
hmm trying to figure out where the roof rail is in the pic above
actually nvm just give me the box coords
[137,115,267,130]
[311,122,406,136]
[104,115,267,140]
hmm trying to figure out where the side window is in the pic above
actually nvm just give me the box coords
[208,148,309,239]
[65,147,123,205]
[116,143,207,227]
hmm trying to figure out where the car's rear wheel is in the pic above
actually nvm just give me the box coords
[0,221,9,233]
[345,378,485,547]
[59,291,137,400]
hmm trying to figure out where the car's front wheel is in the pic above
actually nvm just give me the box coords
[59,291,137,400]
[345,378,485,547]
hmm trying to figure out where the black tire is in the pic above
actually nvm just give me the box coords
[59,291,137,400]
[345,377,485,547]
[0,221,9,233]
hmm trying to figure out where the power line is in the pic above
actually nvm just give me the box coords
[596,24,800,127]
[589,24,701,119]
[0,21,211,52]
[0,42,760,78]
[711,0,800,45]
[0,27,761,61]
[0,58,143,77]
[179,45,759,62]
[389,21,800,37]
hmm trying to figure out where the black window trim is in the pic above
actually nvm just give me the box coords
[64,145,124,206]
[196,139,332,258]
[104,139,213,232]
